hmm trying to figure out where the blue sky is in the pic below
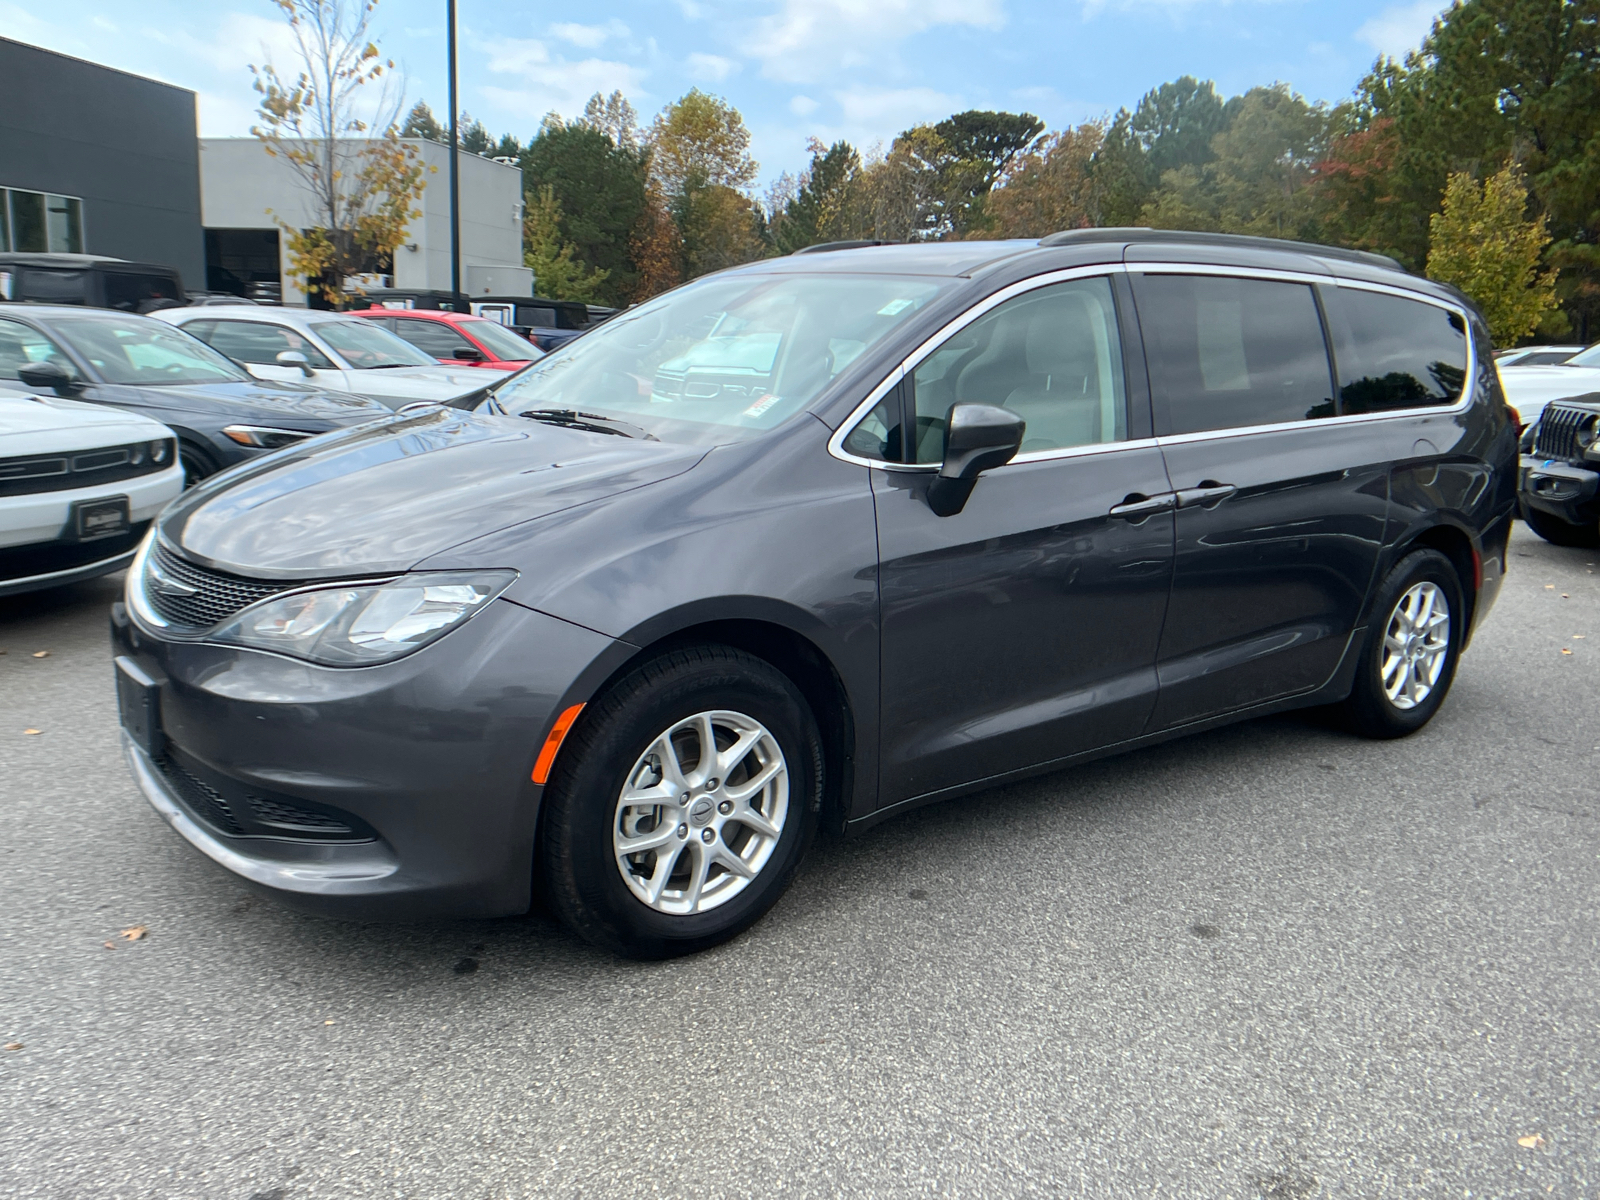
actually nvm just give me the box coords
[4,0,1445,188]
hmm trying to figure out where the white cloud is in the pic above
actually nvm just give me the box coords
[549,19,630,49]
[480,38,646,123]
[789,94,819,117]
[686,52,738,82]
[1356,0,1443,58]
[745,0,1005,83]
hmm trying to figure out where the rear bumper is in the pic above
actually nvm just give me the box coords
[1519,454,1600,525]
[112,594,619,920]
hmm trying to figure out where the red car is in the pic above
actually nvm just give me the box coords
[354,308,542,371]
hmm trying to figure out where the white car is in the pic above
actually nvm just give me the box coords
[1500,341,1600,426]
[1494,344,1586,367]
[151,306,493,409]
[0,384,183,597]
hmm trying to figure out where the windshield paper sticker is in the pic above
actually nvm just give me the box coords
[743,394,782,418]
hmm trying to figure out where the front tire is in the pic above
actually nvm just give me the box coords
[538,645,823,959]
[1337,548,1464,739]
[1523,505,1600,548]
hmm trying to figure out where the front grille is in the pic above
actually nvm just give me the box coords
[248,795,354,835]
[1535,403,1600,462]
[145,542,295,630]
[154,744,374,843]
[0,522,148,584]
[154,752,245,836]
[0,438,174,498]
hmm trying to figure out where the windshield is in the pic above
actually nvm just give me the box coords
[1565,343,1600,368]
[46,314,249,386]
[489,272,951,442]
[316,319,438,368]
[468,319,544,361]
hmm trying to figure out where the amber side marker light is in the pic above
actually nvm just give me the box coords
[532,703,586,784]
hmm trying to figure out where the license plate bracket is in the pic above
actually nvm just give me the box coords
[70,495,130,542]
[115,656,163,758]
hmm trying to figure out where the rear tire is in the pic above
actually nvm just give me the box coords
[538,645,823,959]
[1337,548,1464,739]
[1523,505,1600,548]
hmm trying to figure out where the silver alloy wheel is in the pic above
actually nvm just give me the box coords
[613,709,789,915]
[1381,580,1451,710]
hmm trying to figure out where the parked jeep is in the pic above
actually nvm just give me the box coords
[1520,394,1600,546]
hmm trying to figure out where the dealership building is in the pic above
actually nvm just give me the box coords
[1,36,526,304]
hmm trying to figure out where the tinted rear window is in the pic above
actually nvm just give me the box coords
[1134,274,1335,435]
[1326,287,1468,413]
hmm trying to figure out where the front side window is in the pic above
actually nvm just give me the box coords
[391,318,477,359]
[464,319,542,361]
[1,187,83,253]
[1327,287,1468,412]
[102,272,181,314]
[0,318,79,381]
[314,319,437,369]
[491,272,951,445]
[910,276,1126,463]
[1135,274,1335,435]
[198,320,334,368]
[45,315,249,386]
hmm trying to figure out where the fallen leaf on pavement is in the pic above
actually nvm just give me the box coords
[119,925,148,941]
[1518,1134,1546,1149]
[1576,635,1588,640]
[324,1019,335,1026]
[102,941,116,950]
[31,650,48,658]
[23,729,40,736]
[1545,584,1556,590]
[3,1042,21,1051]
[1562,649,1573,655]
[1562,593,1570,598]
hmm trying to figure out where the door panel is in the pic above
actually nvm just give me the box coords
[875,447,1174,806]
[1150,432,1389,726]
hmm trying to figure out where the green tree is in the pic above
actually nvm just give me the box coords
[457,111,492,155]
[986,123,1104,237]
[1427,165,1560,345]
[522,185,610,302]
[400,99,443,141]
[772,138,861,252]
[1088,111,1153,226]
[648,91,764,278]
[520,115,648,303]
[933,110,1045,230]
[1131,76,1229,177]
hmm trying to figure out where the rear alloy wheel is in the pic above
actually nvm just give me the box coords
[539,646,822,958]
[1337,548,1464,739]
[1523,505,1600,548]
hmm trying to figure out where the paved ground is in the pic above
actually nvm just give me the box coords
[1,524,1596,1200]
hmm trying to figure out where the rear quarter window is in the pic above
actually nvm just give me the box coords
[1325,287,1468,413]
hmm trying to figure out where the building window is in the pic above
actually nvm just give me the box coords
[1,187,85,254]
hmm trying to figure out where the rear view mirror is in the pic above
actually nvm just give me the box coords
[17,360,78,395]
[275,350,315,377]
[926,403,1025,517]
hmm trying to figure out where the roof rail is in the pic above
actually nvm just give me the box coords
[1038,227,1404,272]
[792,240,901,255]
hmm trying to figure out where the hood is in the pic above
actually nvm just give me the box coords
[336,366,490,404]
[0,390,170,454]
[159,407,707,578]
[131,378,392,423]
[1500,364,1600,422]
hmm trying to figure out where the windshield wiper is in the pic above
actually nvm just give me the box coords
[363,363,424,370]
[518,408,657,440]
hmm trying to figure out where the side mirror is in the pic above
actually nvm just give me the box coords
[451,346,485,361]
[926,403,1025,517]
[276,350,315,377]
[17,360,79,395]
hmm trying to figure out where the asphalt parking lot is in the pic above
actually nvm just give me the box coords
[1,524,1596,1200]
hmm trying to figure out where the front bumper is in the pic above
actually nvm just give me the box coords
[1519,453,1600,525]
[112,592,619,920]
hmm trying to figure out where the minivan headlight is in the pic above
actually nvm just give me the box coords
[211,571,516,665]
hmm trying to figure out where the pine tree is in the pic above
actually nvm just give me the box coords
[522,186,610,303]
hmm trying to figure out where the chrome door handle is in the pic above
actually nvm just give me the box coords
[1108,492,1177,522]
[1174,482,1237,509]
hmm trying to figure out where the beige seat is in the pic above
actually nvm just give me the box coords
[1002,310,1104,451]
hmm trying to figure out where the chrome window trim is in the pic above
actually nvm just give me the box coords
[828,260,1476,471]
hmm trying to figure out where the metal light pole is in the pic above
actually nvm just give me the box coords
[446,0,461,309]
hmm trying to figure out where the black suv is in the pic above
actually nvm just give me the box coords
[1519,394,1600,546]
[113,229,1517,958]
